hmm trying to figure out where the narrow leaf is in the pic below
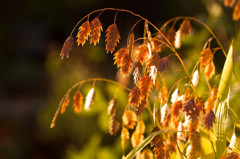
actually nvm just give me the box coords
[125,130,169,159]
[214,43,233,158]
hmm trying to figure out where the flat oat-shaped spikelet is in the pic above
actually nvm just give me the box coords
[120,51,132,76]
[84,87,95,112]
[167,27,176,45]
[180,19,191,36]
[109,113,120,135]
[60,96,70,114]
[224,0,235,7]
[135,44,149,64]
[139,75,152,99]
[90,17,102,45]
[233,1,240,20]
[114,48,128,67]
[105,23,120,53]
[60,35,74,59]
[73,90,83,113]
[150,127,165,159]
[122,110,137,129]
[129,86,142,109]
[76,20,91,46]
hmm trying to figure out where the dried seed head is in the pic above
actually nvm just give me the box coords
[60,96,70,114]
[167,27,176,45]
[225,0,236,7]
[171,100,183,118]
[139,75,153,100]
[136,99,147,116]
[120,51,133,76]
[203,110,215,130]
[133,62,142,85]
[128,32,134,56]
[122,110,137,129]
[108,98,118,115]
[131,130,143,148]
[157,57,169,73]
[161,103,168,124]
[121,127,130,149]
[129,86,142,110]
[140,148,154,159]
[204,86,217,112]
[222,152,240,159]
[105,23,120,53]
[233,1,240,20]
[146,53,161,73]
[114,48,128,67]
[160,85,168,105]
[149,65,158,84]
[90,17,103,45]
[134,44,149,64]
[84,87,95,112]
[180,20,192,36]
[152,33,166,53]
[200,47,213,72]
[204,61,215,80]
[60,35,74,59]
[76,20,91,46]
[192,70,199,87]
[177,121,186,142]
[171,88,179,104]
[73,90,83,113]
[109,113,120,135]
[187,131,202,159]
[174,30,181,49]
[183,87,191,103]
[150,127,166,159]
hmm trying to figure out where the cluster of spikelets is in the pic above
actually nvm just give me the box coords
[224,0,240,20]
[55,8,240,159]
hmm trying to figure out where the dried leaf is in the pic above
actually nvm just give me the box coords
[180,20,192,36]
[90,17,103,45]
[233,1,240,20]
[73,90,83,113]
[76,20,91,46]
[60,96,70,114]
[105,23,120,53]
[60,35,74,59]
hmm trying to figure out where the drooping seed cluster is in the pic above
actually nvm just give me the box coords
[55,9,238,158]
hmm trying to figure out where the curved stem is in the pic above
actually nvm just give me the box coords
[50,77,130,128]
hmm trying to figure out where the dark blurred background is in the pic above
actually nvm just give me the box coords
[1,0,240,158]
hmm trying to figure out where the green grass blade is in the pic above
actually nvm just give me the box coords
[125,130,171,159]
[214,43,233,159]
